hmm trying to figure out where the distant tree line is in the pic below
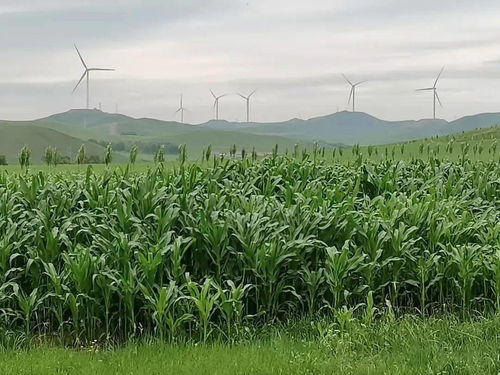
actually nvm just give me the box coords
[88,139,180,155]
[0,155,7,165]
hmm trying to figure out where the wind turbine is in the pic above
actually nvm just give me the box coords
[238,90,256,122]
[342,74,368,112]
[175,94,186,123]
[210,90,226,120]
[72,45,115,109]
[416,67,444,120]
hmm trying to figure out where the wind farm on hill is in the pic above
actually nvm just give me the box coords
[0,46,499,165]
[3,2,500,374]
[70,44,450,123]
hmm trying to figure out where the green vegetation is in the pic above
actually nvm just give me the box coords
[0,123,112,164]
[0,152,499,347]
[331,125,500,163]
[17,145,31,170]
[32,109,322,158]
[4,109,500,164]
[203,111,500,144]
[0,127,499,372]
[1,316,499,374]
[0,114,318,164]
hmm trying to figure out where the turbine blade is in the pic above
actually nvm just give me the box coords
[175,108,182,114]
[218,94,227,99]
[89,68,115,71]
[238,93,247,99]
[72,71,87,93]
[348,87,353,104]
[435,91,443,107]
[210,89,216,99]
[74,45,87,69]
[415,88,434,91]
[434,66,444,87]
[248,89,256,97]
[355,80,369,86]
[342,73,353,86]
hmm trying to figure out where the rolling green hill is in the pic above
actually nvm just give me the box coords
[1,110,323,164]
[203,111,500,145]
[3,109,500,164]
[34,110,323,155]
[37,109,201,138]
[330,125,500,163]
[164,129,320,156]
[35,109,500,147]
[0,123,109,164]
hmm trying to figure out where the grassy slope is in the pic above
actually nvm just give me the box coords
[37,110,500,151]
[1,117,317,165]
[36,110,201,139]
[33,121,319,156]
[1,317,499,374]
[0,123,114,164]
[204,111,500,145]
[2,125,498,169]
[165,129,318,154]
[34,111,322,155]
[330,125,500,162]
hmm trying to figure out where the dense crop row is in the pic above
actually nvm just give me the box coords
[0,155,499,343]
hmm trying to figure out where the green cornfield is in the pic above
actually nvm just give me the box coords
[0,153,499,344]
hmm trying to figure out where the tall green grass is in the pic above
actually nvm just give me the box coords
[1,316,500,374]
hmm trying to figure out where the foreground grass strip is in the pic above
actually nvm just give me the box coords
[1,317,500,375]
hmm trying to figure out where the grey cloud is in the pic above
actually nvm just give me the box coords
[0,0,240,50]
[1,0,500,123]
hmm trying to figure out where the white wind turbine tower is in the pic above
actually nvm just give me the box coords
[210,90,226,120]
[342,74,368,112]
[175,94,186,123]
[238,90,256,122]
[416,67,444,120]
[72,45,115,109]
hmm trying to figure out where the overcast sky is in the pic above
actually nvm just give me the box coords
[2,0,500,123]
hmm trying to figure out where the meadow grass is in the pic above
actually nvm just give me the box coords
[0,316,499,374]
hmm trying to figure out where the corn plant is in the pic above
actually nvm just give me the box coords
[77,144,86,165]
[18,146,31,170]
[0,150,498,344]
[129,145,138,165]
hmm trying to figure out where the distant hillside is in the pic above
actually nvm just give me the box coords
[0,122,108,164]
[163,129,325,155]
[13,110,323,159]
[36,109,500,146]
[37,109,201,139]
[3,109,500,164]
[202,111,500,145]
[441,123,500,142]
